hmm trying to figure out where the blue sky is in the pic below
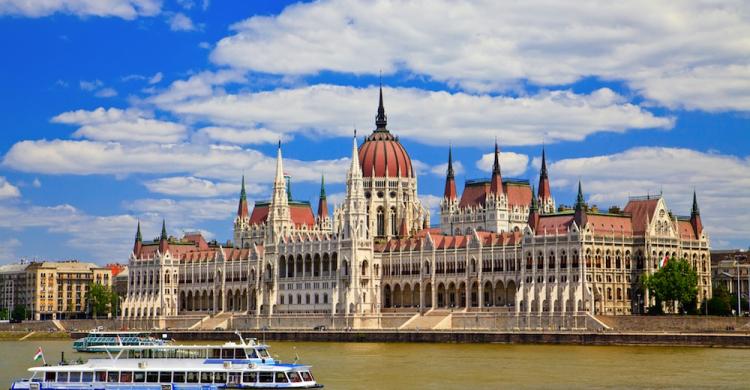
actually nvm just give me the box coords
[0,0,748,264]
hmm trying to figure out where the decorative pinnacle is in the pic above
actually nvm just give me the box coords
[540,146,548,178]
[375,84,387,129]
[530,186,538,212]
[135,220,142,242]
[447,145,455,179]
[492,139,501,174]
[575,181,585,209]
[160,219,167,241]
[240,174,247,200]
[320,175,327,199]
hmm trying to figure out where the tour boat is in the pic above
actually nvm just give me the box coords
[10,335,323,389]
[73,331,167,352]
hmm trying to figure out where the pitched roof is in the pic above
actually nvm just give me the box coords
[248,201,316,228]
[623,197,660,235]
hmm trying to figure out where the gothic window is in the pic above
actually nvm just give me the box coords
[390,207,397,236]
[377,207,385,237]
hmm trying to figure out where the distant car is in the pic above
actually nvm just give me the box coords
[312,325,326,331]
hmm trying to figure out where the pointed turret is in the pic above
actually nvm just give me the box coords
[237,175,249,218]
[343,131,367,239]
[528,186,540,231]
[690,190,703,237]
[399,216,408,237]
[574,181,587,228]
[375,85,387,130]
[268,142,291,239]
[537,146,552,208]
[158,219,169,253]
[490,140,503,195]
[133,220,142,254]
[444,146,457,200]
[317,175,328,220]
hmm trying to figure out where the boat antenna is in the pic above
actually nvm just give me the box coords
[293,346,300,364]
[235,330,246,346]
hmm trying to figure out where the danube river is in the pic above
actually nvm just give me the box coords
[2,339,748,388]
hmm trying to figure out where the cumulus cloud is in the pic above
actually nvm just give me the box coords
[193,127,287,145]
[0,0,161,19]
[2,139,350,184]
[52,107,187,143]
[143,176,265,198]
[95,87,118,98]
[429,160,464,177]
[0,177,20,199]
[210,0,750,112]
[0,238,21,263]
[168,12,195,31]
[549,147,750,246]
[476,151,529,177]
[153,84,672,147]
[124,198,236,228]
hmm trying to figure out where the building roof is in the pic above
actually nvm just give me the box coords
[623,197,660,235]
[458,178,532,208]
[248,201,316,228]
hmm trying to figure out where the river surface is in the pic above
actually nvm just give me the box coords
[2,339,749,389]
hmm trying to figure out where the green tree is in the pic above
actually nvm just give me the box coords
[703,284,733,315]
[86,283,115,318]
[11,304,27,321]
[642,256,698,314]
[0,308,8,320]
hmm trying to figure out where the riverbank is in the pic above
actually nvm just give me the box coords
[0,331,70,341]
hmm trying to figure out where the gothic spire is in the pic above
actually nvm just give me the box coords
[135,220,142,243]
[160,219,167,241]
[574,180,587,228]
[444,146,457,200]
[528,185,540,231]
[319,175,327,199]
[691,190,700,216]
[447,145,455,179]
[317,175,328,220]
[690,190,703,236]
[159,219,169,253]
[490,140,503,194]
[375,84,388,130]
[537,146,552,204]
[237,175,249,218]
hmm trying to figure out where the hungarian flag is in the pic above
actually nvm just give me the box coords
[116,335,122,345]
[659,255,669,268]
[33,347,44,362]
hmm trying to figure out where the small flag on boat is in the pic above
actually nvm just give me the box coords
[116,335,123,345]
[33,347,45,363]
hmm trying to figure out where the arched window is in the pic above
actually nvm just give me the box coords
[390,207,397,236]
[323,294,328,304]
[377,207,385,236]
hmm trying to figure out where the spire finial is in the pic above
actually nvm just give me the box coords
[575,180,585,209]
[135,220,142,242]
[240,174,247,200]
[375,84,387,129]
[320,175,326,199]
[492,139,501,174]
[692,189,700,215]
[447,145,455,179]
[160,219,167,241]
[540,146,548,178]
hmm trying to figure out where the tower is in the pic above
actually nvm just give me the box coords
[233,175,251,247]
[440,146,459,234]
[574,181,587,229]
[133,220,142,256]
[537,147,555,214]
[690,190,703,237]
[267,142,292,241]
[317,175,332,230]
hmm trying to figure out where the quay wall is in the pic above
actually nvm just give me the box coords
[596,315,750,332]
[79,330,750,348]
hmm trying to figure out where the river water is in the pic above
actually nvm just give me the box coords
[2,339,748,389]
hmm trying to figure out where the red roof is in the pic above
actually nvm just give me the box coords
[623,198,659,235]
[506,183,532,208]
[677,220,697,240]
[358,130,413,178]
[586,214,633,237]
[249,202,316,228]
[458,180,532,208]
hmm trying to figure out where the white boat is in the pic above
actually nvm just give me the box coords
[10,334,323,389]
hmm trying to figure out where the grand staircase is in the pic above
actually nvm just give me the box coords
[399,310,452,330]
[190,312,234,330]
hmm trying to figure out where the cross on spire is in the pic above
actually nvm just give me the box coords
[375,84,388,130]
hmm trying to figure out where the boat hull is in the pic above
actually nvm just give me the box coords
[10,383,324,389]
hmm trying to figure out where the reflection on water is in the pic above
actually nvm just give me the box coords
[2,339,749,389]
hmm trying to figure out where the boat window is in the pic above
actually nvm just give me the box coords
[222,348,232,359]
[45,372,55,381]
[301,371,313,381]
[228,372,241,385]
[159,372,172,383]
[246,348,257,358]
[146,372,159,383]
[186,372,199,383]
[107,372,119,383]
[211,348,221,358]
[173,372,185,383]
[96,371,106,382]
[200,372,213,383]
[235,348,245,358]
[82,372,93,382]
[57,372,68,382]
[259,372,273,383]
[69,372,81,382]
[275,372,289,383]
[288,372,302,383]
[257,348,270,358]
[214,372,227,383]
[134,371,145,383]
[120,372,133,383]
[242,372,257,383]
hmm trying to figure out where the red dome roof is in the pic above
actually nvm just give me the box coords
[359,130,413,178]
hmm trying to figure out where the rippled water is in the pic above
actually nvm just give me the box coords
[2,339,749,389]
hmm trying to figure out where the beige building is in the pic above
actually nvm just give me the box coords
[0,260,112,320]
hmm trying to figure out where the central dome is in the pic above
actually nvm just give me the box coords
[358,87,414,178]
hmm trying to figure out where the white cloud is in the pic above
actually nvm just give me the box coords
[549,147,750,245]
[193,127,287,145]
[168,12,195,31]
[143,176,265,198]
[124,198,235,227]
[95,87,118,98]
[210,0,750,112]
[429,160,464,177]
[0,0,161,19]
[32,178,41,188]
[52,107,186,143]
[476,151,529,177]
[79,79,103,91]
[154,84,671,147]
[0,238,21,263]
[2,139,350,184]
[0,177,20,199]
[148,72,163,84]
